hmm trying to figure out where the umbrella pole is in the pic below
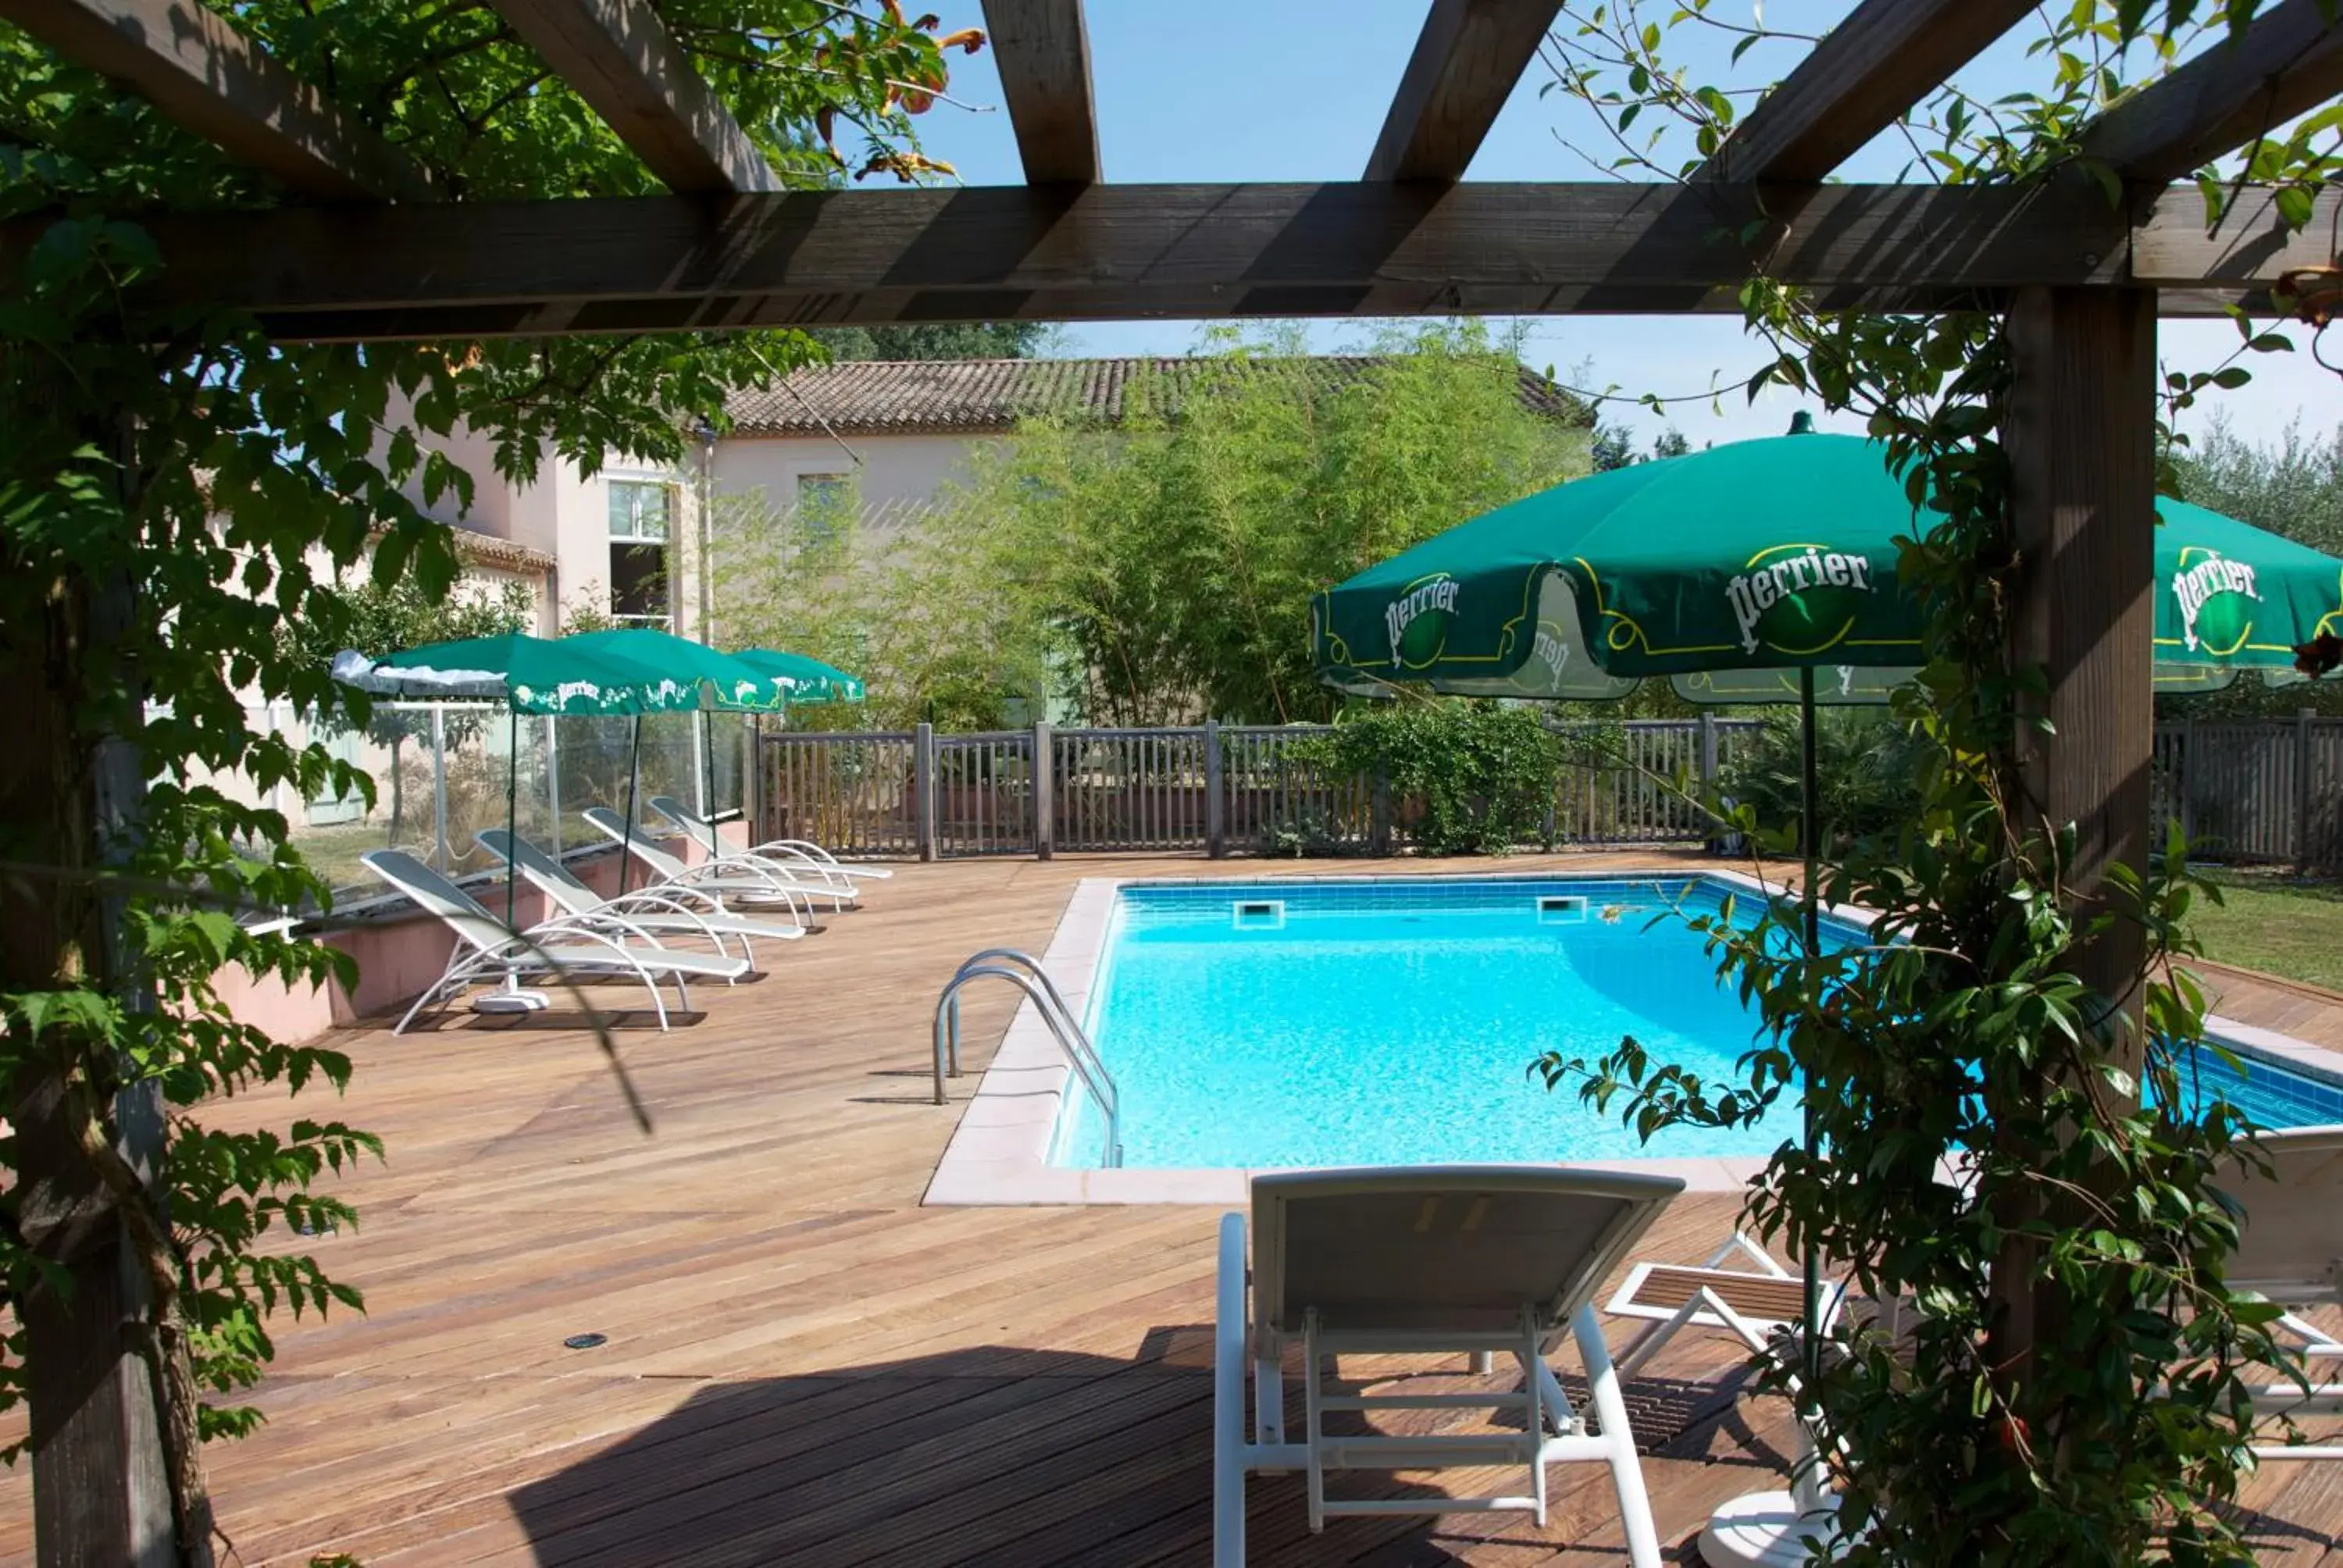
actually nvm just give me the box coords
[701,707,716,833]
[505,703,519,929]
[622,715,642,896]
[1797,664,1824,1513]
[1701,673,1844,1564]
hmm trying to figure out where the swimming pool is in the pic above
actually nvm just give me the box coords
[1055,875,1830,1167]
[924,871,2343,1205]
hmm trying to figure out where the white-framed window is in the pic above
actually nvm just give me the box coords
[796,472,850,508]
[606,477,676,625]
[796,472,852,549]
[608,479,672,542]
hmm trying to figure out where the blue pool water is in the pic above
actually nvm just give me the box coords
[1052,875,2343,1170]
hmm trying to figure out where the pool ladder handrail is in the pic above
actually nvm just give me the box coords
[933,948,1122,1168]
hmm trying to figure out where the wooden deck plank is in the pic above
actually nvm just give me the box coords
[1,849,2338,1565]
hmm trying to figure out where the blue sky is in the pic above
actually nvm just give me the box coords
[904,1,2336,453]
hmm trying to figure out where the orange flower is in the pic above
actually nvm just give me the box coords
[859,149,959,183]
[899,63,945,113]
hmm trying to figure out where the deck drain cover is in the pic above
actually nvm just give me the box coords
[563,1333,608,1350]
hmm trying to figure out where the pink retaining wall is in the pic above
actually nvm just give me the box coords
[210,833,740,1044]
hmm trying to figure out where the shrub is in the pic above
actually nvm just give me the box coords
[1296,700,1563,856]
[1257,807,1350,858]
[1718,707,1928,851]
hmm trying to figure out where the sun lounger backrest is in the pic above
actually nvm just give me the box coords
[361,849,512,956]
[580,807,691,881]
[647,795,719,853]
[2228,1124,2343,1304]
[1252,1166,1683,1336]
[475,830,596,916]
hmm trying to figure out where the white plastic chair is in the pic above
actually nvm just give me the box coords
[1608,1230,1850,1381]
[2227,1122,2343,1459]
[1214,1166,1681,1567]
[580,807,855,912]
[476,829,812,956]
[647,793,892,896]
[361,849,746,1035]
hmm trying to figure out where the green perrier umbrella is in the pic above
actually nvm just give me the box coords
[559,628,795,893]
[333,633,708,940]
[1315,429,2343,704]
[730,647,865,705]
[334,633,703,715]
[564,628,792,711]
[1311,425,2343,1550]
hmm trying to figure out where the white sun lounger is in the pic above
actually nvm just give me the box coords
[475,830,811,960]
[362,849,747,1035]
[1214,1166,1682,1567]
[1607,1230,1851,1381]
[647,794,892,896]
[2227,1122,2343,1459]
[580,807,852,913]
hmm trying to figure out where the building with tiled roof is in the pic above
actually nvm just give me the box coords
[708,355,1592,568]
[345,355,1583,650]
[722,355,1591,437]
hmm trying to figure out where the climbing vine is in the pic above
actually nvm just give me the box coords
[0,5,982,1562]
[1532,3,2337,1561]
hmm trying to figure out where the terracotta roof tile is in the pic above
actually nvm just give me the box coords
[722,356,1589,437]
[366,523,555,576]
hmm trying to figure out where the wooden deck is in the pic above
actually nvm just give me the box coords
[6,852,2343,1566]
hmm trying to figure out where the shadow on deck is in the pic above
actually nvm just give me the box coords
[507,1334,1786,1567]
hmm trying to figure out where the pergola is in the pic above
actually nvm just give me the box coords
[2,0,2341,1560]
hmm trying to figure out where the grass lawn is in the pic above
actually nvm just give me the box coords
[2190,869,2343,993]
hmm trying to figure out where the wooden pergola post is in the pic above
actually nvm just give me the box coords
[1995,277,2158,1413]
[16,1082,177,1568]
[2006,284,2159,1002]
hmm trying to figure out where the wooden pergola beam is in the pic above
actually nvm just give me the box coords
[1697,0,2035,183]
[0,0,430,201]
[2080,0,2343,181]
[979,0,1100,186]
[487,0,780,194]
[80,180,2334,339]
[1365,0,1560,182]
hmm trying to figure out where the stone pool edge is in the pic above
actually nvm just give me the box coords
[920,868,2343,1207]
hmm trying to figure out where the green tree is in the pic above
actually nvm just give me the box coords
[719,324,1596,728]
[0,4,974,1559]
[2172,413,2343,554]
[815,322,1054,360]
[1649,426,1691,460]
[713,473,1049,732]
[1590,421,1638,472]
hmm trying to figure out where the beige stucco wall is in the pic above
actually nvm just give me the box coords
[394,415,519,543]
[377,391,704,637]
[711,431,983,529]
[381,408,1011,643]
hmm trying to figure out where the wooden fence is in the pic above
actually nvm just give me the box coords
[757,718,1759,861]
[2153,713,2343,870]
[761,712,2343,867]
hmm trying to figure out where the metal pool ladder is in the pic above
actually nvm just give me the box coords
[933,948,1122,1168]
